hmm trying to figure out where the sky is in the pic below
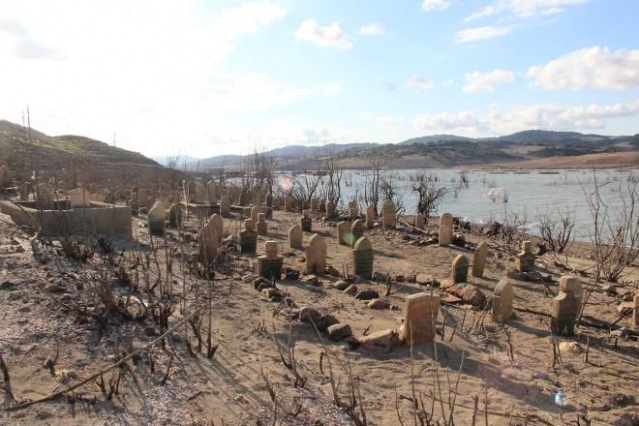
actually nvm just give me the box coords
[1,0,639,159]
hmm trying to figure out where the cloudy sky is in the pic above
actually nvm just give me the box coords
[1,0,638,158]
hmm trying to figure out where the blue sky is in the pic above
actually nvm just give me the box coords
[1,0,638,158]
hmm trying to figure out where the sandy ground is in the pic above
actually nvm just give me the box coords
[1,206,638,426]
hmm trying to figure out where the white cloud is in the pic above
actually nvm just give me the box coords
[295,19,353,50]
[422,0,452,11]
[467,0,588,21]
[359,23,386,36]
[413,99,639,135]
[406,76,435,89]
[463,69,515,93]
[527,46,639,90]
[454,25,511,43]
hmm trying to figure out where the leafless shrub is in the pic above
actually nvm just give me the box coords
[536,207,576,254]
[411,172,449,218]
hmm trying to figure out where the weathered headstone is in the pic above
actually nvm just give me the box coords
[137,188,148,205]
[0,165,10,188]
[403,293,440,345]
[258,241,283,280]
[348,200,358,220]
[187,181,197,203]
[209,214,223,242]
[337,221,352,246]
[284,195,293,211]
[350,219,365,247]
[252,187,261,206]
[517,241,535,272]
[289,224,303,249]
[451,254,469,284]
[318,198,326,213]
[240,219,257,254]
[301,210,312,232]
[68,188,92,208]
[168,203,182,228]
[472,241,488,278]
[256,213,267,236]
[305,234,326,275]
[365,204,375,229]
[352,237,374,279]
[382,200,396,229]
[148,202,165,237]
[207,181,218,204]
[438,213,453,246]
[325,200,335,218]
[310,197,319,211]
[35,183,55,210]
[415,213,425,230]
[251,205,261,223]
[491,279,513,323]
[199,222,218,266]
[219,195,230,216]
[551,275,581,336]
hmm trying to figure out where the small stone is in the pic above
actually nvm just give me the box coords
[45,281,67,294]
[358,329,401,352]
[558,341,582,355]
[253,277,271,290]
[355,290,379,300]
[242,274,256,283]
[262,288,284,301]
[617,302,634,316]
[447,284,486,307]
[368,299,390,310]
[325,265,341,277]
[301,275,321,286]
[415,273,436,286]
[327,324,353,341]
[0,281,16,290]
[602,284,617,295]
[299,307,322,324]
[343,285,358,296]
[393,274,406,283]
[333,280,349,290]
[315,315,340,332]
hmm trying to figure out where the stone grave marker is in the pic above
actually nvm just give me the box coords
[382,200,396,229]
[517,241,535,272]
[439,213,453,246]
[240,219,257,254]
[301,210,312,232]
[207,181,217,204]
[551,275,581,336]
[219,195,230,216]
[256,213,267,236]
[310,197,319,211]
[325,200,335,218]
[209,214,223,242]
[168,203,182,228]
[337,221,352,246]
[365,204,375,229]
[348,200,358,219]
[258,241,283,280]
[352,237,374,279]
[289,224,303,249]
[318,198,326,213]
[0,165,10,187]
[148,202,165,237]
[472,241,488,278]
[350,219,365,247]
[305,234,326,275]
[68,188,92,208]
[251,205,261,223]
[265,192,273,208]
[187,181,197,203]
[415,213,425,229]
[492,279,513,323]
[403,293,440,345]
[199,222,218,266]
[284,195,293,211]
[252,187,261,206]
[451,254,469,284]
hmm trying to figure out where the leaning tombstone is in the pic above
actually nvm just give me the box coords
[382,200,396,229]
[491,279,513,323]
[305,234,326,275]
[289,224,303,249]
[350,219,365,247]
[258,241,283,280]
[438,213,453,246]
[472,241,488,278]
[337,221,352,246]
[352,237,374,280]
[403,293,440,345]
[551,275,581,336]
[451,254,469,284]
[148,202,165,237]
[365,204,375,229]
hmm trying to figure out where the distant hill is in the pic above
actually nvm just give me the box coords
[0,120,167,185]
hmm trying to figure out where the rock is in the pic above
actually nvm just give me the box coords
[332,280,349,290]
[284,268,300,281]
[622,291,635,302]
[452,233,466,247]
[343,285,358,296]
[254,277,272,290]
[299,307,322,324]
[447,284,486,307]
[327,324,352,341]
[301,275,322,286]
[0,281,16,290]
[617,302,635,315]
[559,341,581,355]
[359,329,401,352]
[325,265,341,277]
[242,274,256,283]
[602,284,617,295]
[355,290,379,300]
[415,273,437,286]
[45,281,68,294]
[368,299,390,310]
[393,274,406,283]
[315,315,340,332]
[262,288,284,301]
[442,294,463,304]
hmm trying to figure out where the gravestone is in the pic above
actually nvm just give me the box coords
[146,196,155,212]
[219,195,230,216]
[0,165,10,187]
[305,234,326,275]
[352,237,374,279]
[492,279,513,323]
[90,192,105,203]
[403,293,440,345]
[325,200,335,218]
[365,204,375,229]
[318,198,326,213]
[258,241,283,280]
[199,222,218,266]
[451,254,469,284]
[207,181,218,204]
[240,219,258,254]
[251,205,261,223]
[168,203,182,228]
[129,197,139,217]
[310,197,319,211]
[551,275,581,336]
[137,189,148,205]
[35,183,55,210]
[415,213,425,229]
[438,213,453,246]
[517,241,535,272]
[350,219,365,247]
[301,210,312,232]
[382,200,396,229]
[472,241,488,278]
[252,187,261,206]
[348,200,358,220]
[337,221,352,246]
[195,182,207,203]
[289,224,303,249]
[187,181,197,203]
[68,188,92,208]
[148,202,165,237]
[256,213,268,236]
[284,195,293,211]
[210,214,223,243]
